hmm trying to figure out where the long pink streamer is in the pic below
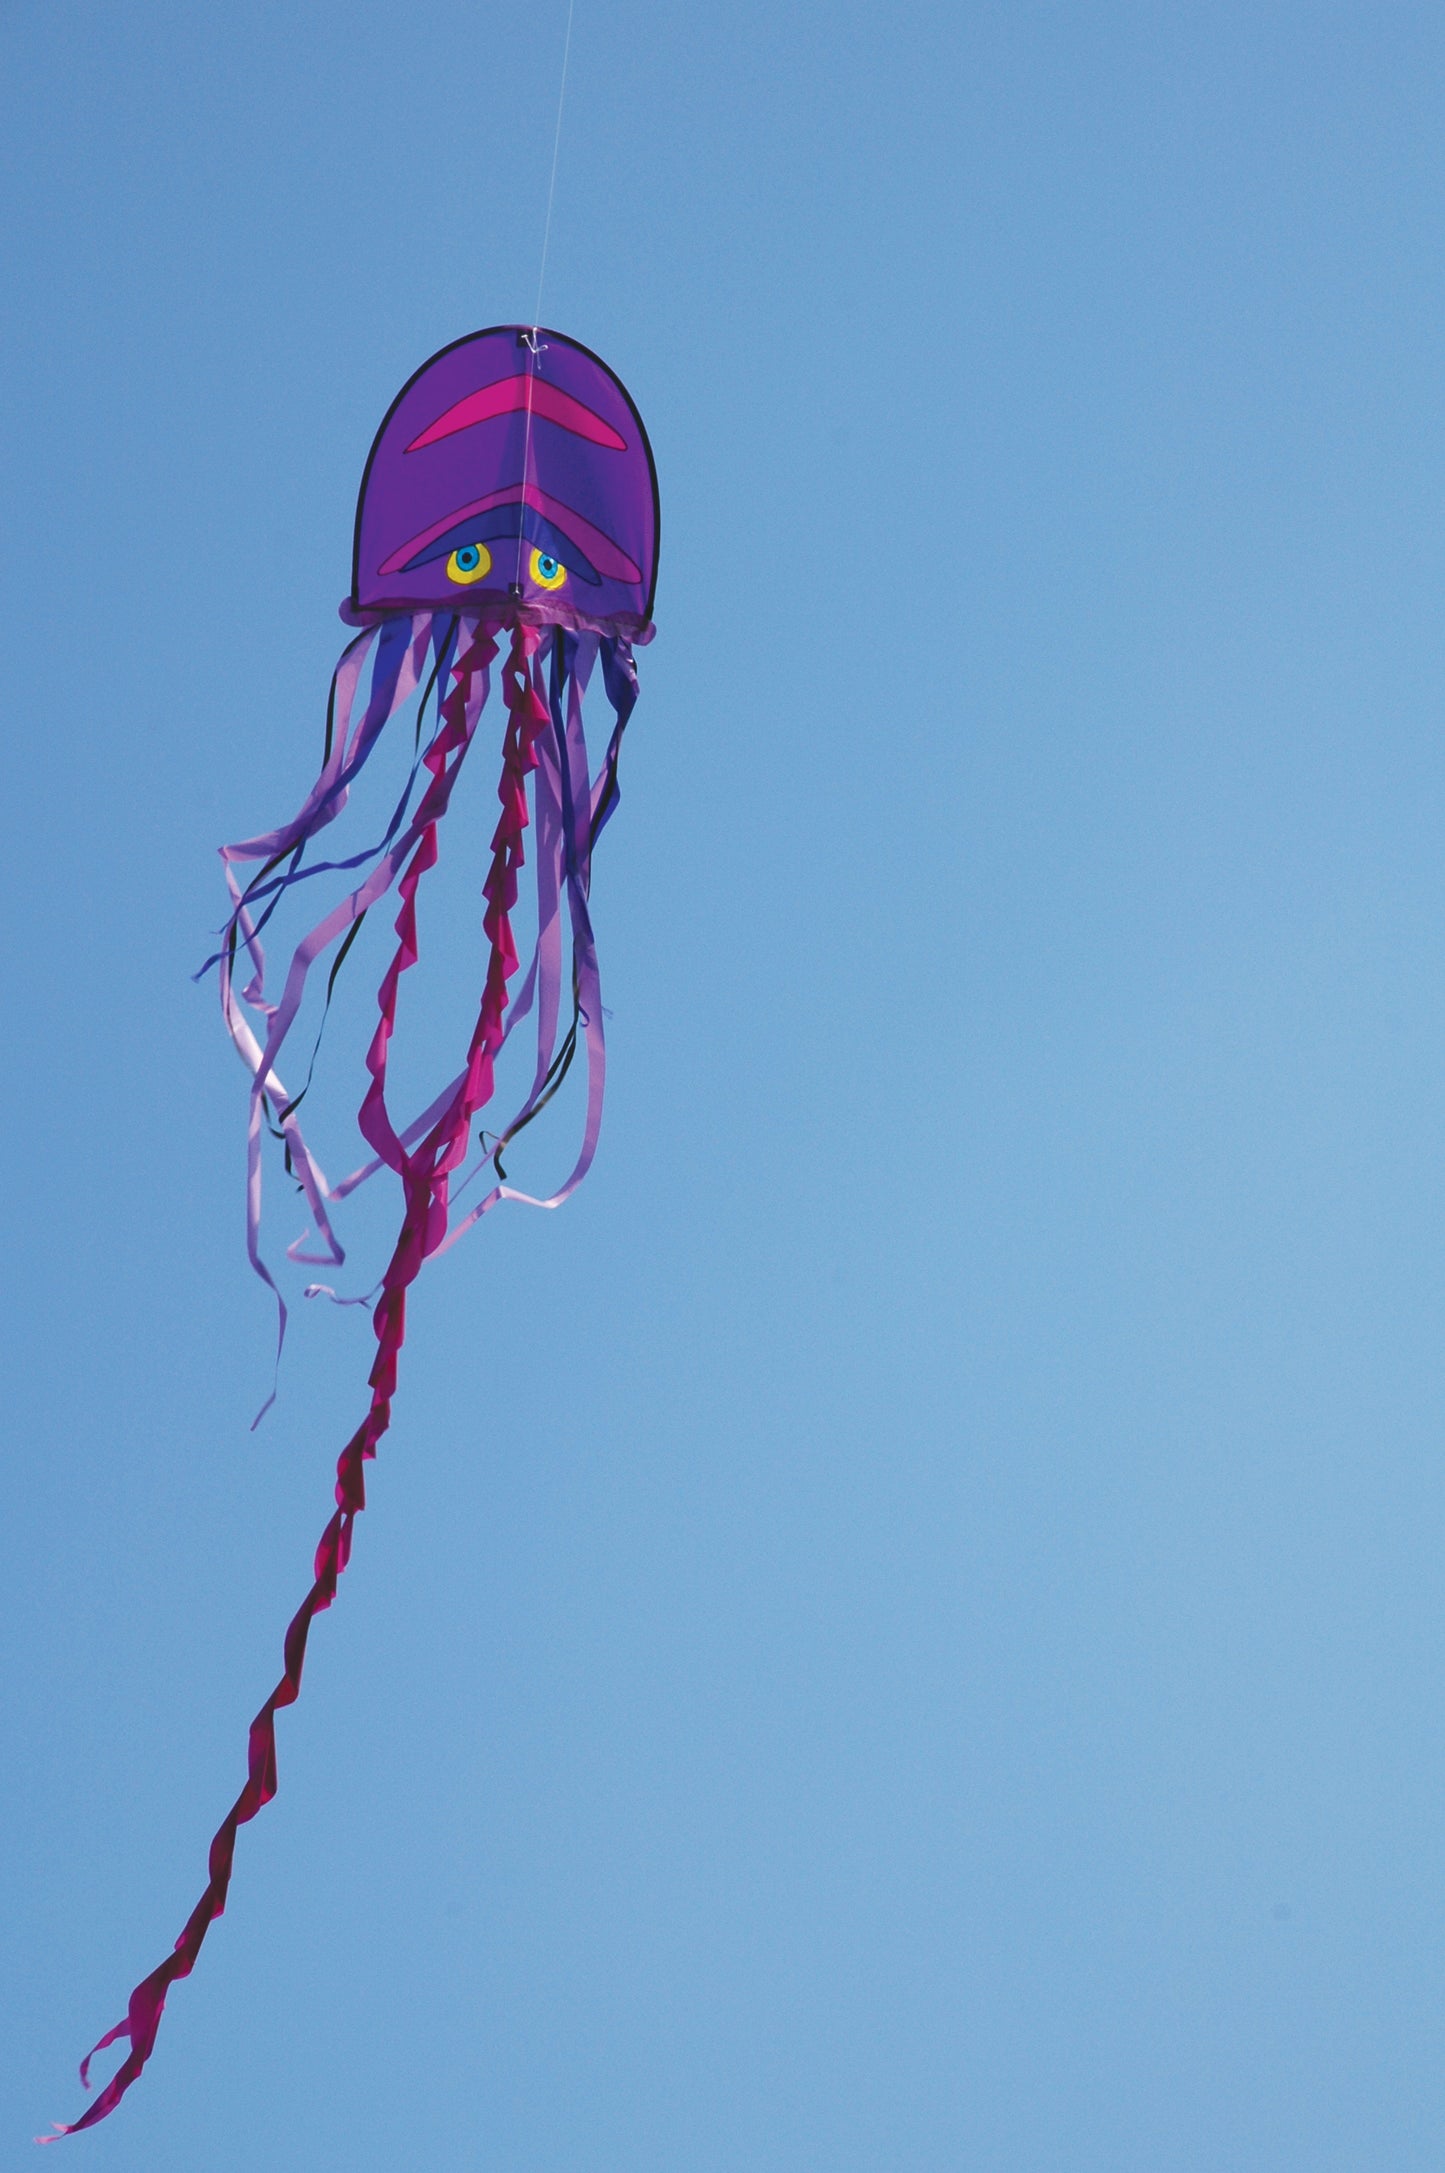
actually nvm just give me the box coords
[219,620,482,1417]
[45,619,549,2140]
[436,634,608,1247]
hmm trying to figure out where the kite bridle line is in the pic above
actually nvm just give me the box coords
[516,0,578,594]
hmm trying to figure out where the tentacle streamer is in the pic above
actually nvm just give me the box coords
[437,624,624,1247]
[47,621,548,2140]
[300,625,585,1260]
[222,622,497,1416]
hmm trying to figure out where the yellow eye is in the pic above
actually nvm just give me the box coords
[446,542,492,585]
[529,547,568,592]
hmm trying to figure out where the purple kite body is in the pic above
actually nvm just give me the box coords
[349,324,657,635]
[48,327,658,2139]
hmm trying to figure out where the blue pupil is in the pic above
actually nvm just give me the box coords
[456,545,480,571]
[537,555,558,578]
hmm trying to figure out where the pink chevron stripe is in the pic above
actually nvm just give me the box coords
[405,373,627,452]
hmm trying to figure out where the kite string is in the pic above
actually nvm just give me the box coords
[534,0,575,335]
[516,0,577,588]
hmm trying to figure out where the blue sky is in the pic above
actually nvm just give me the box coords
[4,2,1445,2166]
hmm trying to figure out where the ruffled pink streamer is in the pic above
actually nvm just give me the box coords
[314,700,568,1216]
[436,634,608,1246]
[288,635,594,1286]
[216,621,419,1274]
[46,619,547,2141]
[219,620,483,1418]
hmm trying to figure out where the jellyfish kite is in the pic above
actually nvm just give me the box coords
[47,326,659,2137]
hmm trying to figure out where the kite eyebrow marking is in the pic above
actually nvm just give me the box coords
[377,482,644,585]
[404,374,628,453]
[401,505,602,585]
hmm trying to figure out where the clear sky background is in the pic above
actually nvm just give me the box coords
[3,2,1445,2166]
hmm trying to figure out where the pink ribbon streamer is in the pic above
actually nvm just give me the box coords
[218,618,476,1417]
[46,619,549,2141]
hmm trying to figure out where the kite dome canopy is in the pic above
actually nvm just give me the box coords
[344,325,659,639]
